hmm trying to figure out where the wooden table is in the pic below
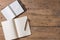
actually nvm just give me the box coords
[0,0,60,40]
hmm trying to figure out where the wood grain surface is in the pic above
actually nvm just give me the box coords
[0,0,60,40]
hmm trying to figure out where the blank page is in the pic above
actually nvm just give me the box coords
[1,20,18,40]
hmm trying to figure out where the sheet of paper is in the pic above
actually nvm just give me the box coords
[1,6,15,20]
[9,0,24,15]
[14,16,31,38]
[1,20,18,40]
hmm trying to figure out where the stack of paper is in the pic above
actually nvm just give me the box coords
[1,1,24,20]
[1,16,31,40]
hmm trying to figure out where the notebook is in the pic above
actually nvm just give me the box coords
[1,16,31,40]
[1,0,24,20]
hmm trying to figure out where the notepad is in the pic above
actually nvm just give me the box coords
[1,0,24,20]
[1,16,31,40]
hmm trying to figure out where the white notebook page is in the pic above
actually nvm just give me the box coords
[1,20,18,40]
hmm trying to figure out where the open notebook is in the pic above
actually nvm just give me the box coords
[1,0,24,20]
[1,16,31,40]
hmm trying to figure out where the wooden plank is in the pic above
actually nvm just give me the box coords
[0,27,60,40]
[17,0,60,26]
